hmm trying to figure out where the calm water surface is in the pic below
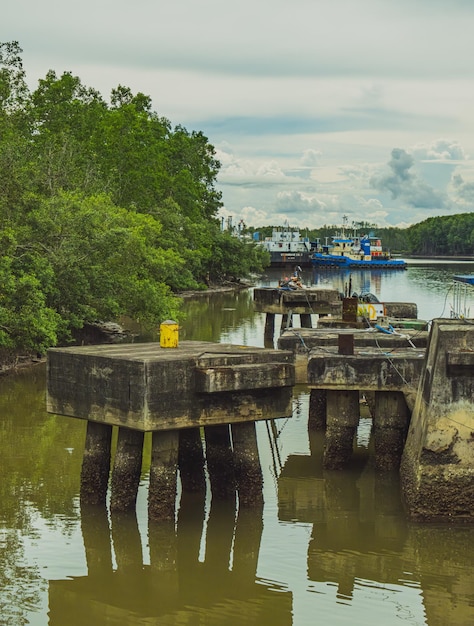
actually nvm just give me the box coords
[1,261,474,625]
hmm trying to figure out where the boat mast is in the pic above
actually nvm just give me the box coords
[341,214,348,237]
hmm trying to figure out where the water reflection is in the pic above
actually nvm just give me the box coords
[277,432,474,626]
[49,493,292,625]
[2,266,474,625]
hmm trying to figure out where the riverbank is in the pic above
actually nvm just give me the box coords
[177,279,252,299]
[0,281,254,376]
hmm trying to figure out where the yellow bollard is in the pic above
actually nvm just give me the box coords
[159,320,179,348]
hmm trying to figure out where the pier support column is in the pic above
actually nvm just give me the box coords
[110,427,144,512]
[280,314,293,334]
[308,389,327,431]
[149,430,179,522]
[178,427,206,493]
[204,424,236,500]
[374,391,409,470]
[324,390,360,469]
[231,421,264,506]
[80,421,113,505]
[300,313,313,328]
[264,313,275,343]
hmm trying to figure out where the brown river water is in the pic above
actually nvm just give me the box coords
[0,261,473,625]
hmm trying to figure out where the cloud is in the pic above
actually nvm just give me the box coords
[451,173,474,203]
[370,148,448,209]
[412,139,469,161]
[8,0,474,231]
[300,149,322,167]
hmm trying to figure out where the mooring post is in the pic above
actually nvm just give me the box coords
[110,427,144,512]
[324,389,360,469]
[178,427,206,493]
[231,421,264,506]
[374,391,410,470]
[204,424,236,500]
[308,389,327,431]
[148,430,179,522]
[80,421,113,505]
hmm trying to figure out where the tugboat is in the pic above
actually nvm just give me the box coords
[256,223,314,267]
[311,216,407,269]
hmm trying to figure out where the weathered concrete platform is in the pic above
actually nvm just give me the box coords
[47,341,294,430]
[308,345,425,392]
[47,341,295,520]
[253,287,341,315]
[278,327,428,384]
[280,327,428,352]
[304,339,425,470]
[401,319,474,522]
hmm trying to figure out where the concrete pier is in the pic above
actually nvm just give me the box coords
[47,341,295,519]
[254,286,341,343]
[305,338,425,469]
[401,319,474,522]
[278,326,428,384]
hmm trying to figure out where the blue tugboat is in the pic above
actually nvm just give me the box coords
[311,216,407,269]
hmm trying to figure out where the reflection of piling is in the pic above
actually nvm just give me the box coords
[49,476,292,625]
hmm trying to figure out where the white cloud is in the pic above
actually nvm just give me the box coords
[412,139,469,162]
[4,0,474,229]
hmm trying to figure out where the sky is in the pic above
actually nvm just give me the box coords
[4,0,474,230]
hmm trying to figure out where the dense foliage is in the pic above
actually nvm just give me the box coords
[404,213,474,256]
[0,42,269,355]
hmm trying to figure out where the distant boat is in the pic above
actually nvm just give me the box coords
[311,216,407,270]
[256,224,315,267]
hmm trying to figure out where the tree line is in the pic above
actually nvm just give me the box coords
[0,42,269,357]
[248,213,474,256]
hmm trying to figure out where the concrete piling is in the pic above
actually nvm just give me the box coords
[264,313,276,342]
[205,424,237,500]
[80,421,112,505]
[374,391,409,470]
[308,389,327,431]
[323,390,360,469]
[232,421,264,506]
[110,427,144,512]
[149,430,179,522]
[178,427,206,493]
